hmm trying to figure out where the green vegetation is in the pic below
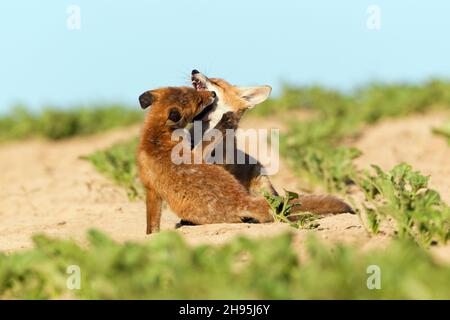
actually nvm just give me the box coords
[0,105,142,141]
[87,80,450,198]
[84,80,450,244]
[257,80,450,118]
[264,190,318,229]
[1,230,450,299]
[83,138,143,199]
[274,80,450,192]
[433,120,450,144]
[261,80,450,245]
[358,164,450,246]
[2,81,449,300]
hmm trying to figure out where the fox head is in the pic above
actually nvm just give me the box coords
[191,70,272,128]
[138,86,216,131]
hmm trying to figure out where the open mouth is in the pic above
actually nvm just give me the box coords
[191,72,215,121]
[191,77,207,91]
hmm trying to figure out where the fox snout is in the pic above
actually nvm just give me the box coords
[191,69,209,91]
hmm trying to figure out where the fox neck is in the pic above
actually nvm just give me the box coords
[142,120,178,156]
[207,100,232,130]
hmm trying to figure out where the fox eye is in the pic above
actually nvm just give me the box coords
[168,108,182,123]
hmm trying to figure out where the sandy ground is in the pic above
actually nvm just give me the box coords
[353,112,450,204]
[0,112,448,257]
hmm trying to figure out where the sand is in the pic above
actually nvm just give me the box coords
[353,112,450,204]
[0,112,448,257]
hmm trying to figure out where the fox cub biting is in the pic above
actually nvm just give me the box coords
[190,70,354,215]
[137,87,274,234]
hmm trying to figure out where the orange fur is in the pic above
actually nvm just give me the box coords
[137,87,273,234]
[191,71,354,215]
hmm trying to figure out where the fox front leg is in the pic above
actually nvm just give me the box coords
[145,187,162,234]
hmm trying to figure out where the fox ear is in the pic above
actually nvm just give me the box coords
[139,90,156,109]
[238,86,272,108]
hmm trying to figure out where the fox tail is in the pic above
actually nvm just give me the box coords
[290,194,354,215]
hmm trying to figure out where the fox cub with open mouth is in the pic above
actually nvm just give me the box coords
[137,87,275,234]
[190,69,354,215]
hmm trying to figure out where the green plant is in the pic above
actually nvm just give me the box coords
[283,145,361,192]
[0,105,142,141]
[275,80,450,192]
[264,190,317,229]
[264,190,299,220]
[82,80,450,243]
[83,138,143,199]
[358,164,450,246]
[1,230,450,299]
[262,81,450,244]
[433,121,450,144]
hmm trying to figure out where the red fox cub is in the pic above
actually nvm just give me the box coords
[137,87,274,234]
[190,69,354,215]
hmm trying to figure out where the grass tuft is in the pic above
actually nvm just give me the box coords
[357,163,450,246]
[83,138,143,200]
[432,120,450,144]
[264,190,318,229]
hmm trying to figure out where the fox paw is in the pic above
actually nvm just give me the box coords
[241,217,260,224]
[217,111,239,130]
[175,220,197,229]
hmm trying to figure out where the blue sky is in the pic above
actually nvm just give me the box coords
[1,0,450,112]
